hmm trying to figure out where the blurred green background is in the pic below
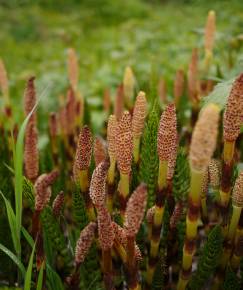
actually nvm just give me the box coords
[0,0,242,123]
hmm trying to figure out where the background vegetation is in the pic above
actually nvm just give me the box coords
[0,0,242,127]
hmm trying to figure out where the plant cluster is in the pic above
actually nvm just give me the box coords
[0,10,243,290]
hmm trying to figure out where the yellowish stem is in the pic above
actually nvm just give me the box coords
[227,206,242,241]
[107,157,116,184]
[177,168,204,290]
[78,170,89,192]
[133,137,140,164]
[118,173,130,198]
[223,140,235,164]
[158,160,168,190]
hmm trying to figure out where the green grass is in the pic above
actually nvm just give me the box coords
[0,0,242,126]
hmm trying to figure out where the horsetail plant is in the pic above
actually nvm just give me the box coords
[177,103,220,290]
[132,91,147,164]
[220,172,243,270]
[73,126,95,220]
[123,66,135,109]
[1,10,243,289]
[97,206,115,290]
[227,172,243,241]
[204,10,216,72]
[220,74,243,213]
[107,114,118,212]
[49,112,59,165]
[124,183,147,290]
[173,69,185,108]
[24,77,39,183]
[116,111,133,218]
[52,191,65,217]
[94,136,107,167]
[67,48,79,92]
[68,222,97,289]
[146,102,177,286]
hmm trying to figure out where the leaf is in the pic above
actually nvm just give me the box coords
[139,103,159,208]
[223,267,241,290]
[37,262,45,290]
[46,264,65,290]
[187,225,223,290]
[24,242,36,290]
[21,226,34,248]
[0,243,25,276]
[0,191,18,252]
[202,78,235,109]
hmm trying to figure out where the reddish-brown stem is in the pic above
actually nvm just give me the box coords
[66,263,81,290]
[102,249,114,290]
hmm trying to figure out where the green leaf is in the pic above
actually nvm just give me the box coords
[202,78,235,109]
[72,183,89,230]
[21,226,34,248]
[0,191,18,253]
[152,249,166,290]
[172,148,190,203]
[0,243,25,276]
[46,264,64,290]
[24,242,36,290]
[41,206,73,271]
[223,267,241,290]
[187,225,223,290]
[37,262,45,290]
[139,103,159,208]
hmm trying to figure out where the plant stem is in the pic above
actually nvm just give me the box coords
[78,169,96,221]
[102,249,114,290]
[118,173,130,219]
[107,158,116,213]
[126,236,140,290]
[146,160,168,286]
[220,140,235,208]
[227,206,242,241]
[177,169,204,290]
[133,137,140,164]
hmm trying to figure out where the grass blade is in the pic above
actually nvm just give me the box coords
[21,226,34,248]
[37,262,44,290]
[14,104,38,253]
[0,190,18,252]
[24,242,36,290]
[0,243,25,276]
[46,264,64,290]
